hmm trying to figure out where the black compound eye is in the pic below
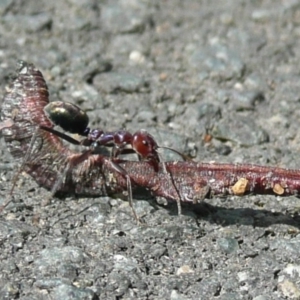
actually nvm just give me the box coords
[44,101,89,135]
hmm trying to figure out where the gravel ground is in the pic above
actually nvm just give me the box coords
[1,1,300,299]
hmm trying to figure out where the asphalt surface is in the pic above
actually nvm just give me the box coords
[1,1,300,299]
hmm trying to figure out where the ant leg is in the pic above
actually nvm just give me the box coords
[155,144,195,215]
[109,161,140,223]
[124,172,138,221]
[46,149,94,204]
[155,152,182,216]
[166,165,182,216]
[0,124,41,212]
[40,125,81,145]
[40,127,133,214]
[1,123,91,211]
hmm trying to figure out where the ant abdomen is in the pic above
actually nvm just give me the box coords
[44,101,89,135]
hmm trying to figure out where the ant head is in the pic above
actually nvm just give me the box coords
[132,130,158,159]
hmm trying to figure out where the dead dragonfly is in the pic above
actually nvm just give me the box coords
[0,61,300,216]
[39,100,188,220]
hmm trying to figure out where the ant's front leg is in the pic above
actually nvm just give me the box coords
[109,160,141,223]
[81,131,141,222]
[40,125,82,146]
[131,129,184,215]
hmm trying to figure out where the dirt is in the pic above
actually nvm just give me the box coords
[1,1,300,299]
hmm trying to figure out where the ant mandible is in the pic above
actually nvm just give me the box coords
[40,101,188,221]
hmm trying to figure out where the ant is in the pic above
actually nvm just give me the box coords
[39,101,189,221]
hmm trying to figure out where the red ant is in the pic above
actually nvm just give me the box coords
[39,101,189,221]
